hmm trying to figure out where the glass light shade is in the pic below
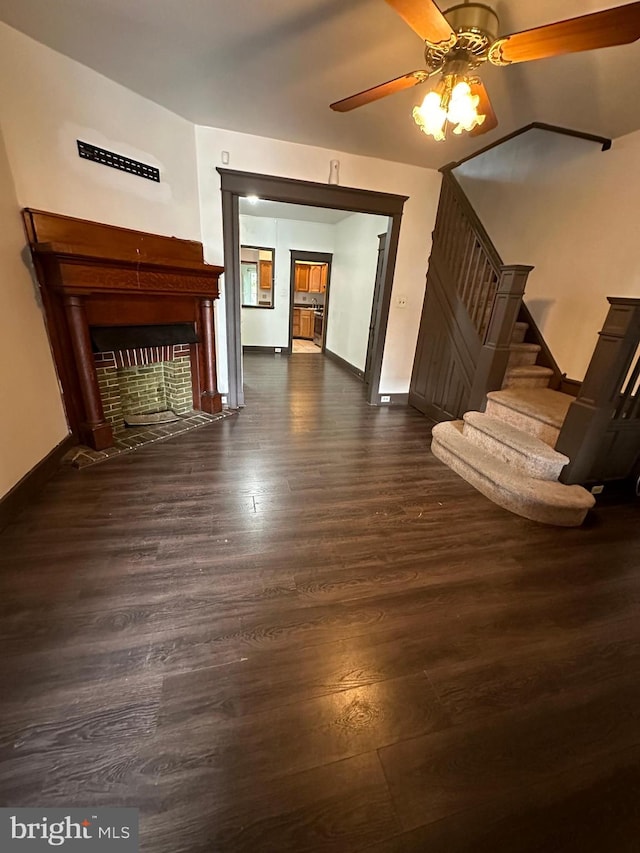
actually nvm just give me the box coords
[413,74,486,141]
[412,91,447,142]
[448,81,485,134]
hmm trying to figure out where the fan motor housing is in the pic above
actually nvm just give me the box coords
[445,3,499,42]
[425,2,500,71]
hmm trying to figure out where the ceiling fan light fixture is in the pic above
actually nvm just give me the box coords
[334,0,640,139]
[412,88,448,141]
[413,73,485,141]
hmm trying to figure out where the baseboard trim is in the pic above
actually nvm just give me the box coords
[0,434,75,532]
[324,348,364,380]
[560,376,582,397]
[243,345,291,355]
[376,393,409,406]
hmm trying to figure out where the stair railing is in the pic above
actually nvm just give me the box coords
[439,172,533,411]
[556,297,640,484]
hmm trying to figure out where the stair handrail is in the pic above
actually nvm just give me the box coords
[556,297,640,484]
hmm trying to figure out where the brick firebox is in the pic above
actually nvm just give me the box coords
[95,345,194,433]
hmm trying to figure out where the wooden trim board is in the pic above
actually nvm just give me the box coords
[219,169,405,409]
[442,122,611,173]
[324,347,365,380]
[242,345,291,355]
[0,435,75,532]
[377,393,409,406]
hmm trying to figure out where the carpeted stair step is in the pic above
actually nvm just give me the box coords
[502,364,554,390]
[431,421,595,527]
[485,388,574,447]
[508,342,541,367]
[462,411,569,480]
[511,321,529,344]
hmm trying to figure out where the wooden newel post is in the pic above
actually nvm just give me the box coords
[557,297,640,485]
[468,265,533,411]
[63,295,113,450]
[200,298,223,414]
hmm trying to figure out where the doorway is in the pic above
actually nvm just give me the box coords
[219,169,407,408]
[289,251,332,355]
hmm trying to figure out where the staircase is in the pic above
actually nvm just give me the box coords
[431,321,595,527]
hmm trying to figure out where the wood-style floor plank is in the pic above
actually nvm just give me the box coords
[378,675,640,831]
[368,745,640,852]
[1,352,639,852]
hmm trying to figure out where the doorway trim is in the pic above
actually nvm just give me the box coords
[289,251,333,353]
[364,232,387,385]
[218,168,407,408]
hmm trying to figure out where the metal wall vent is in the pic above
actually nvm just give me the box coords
[77,140,160,182]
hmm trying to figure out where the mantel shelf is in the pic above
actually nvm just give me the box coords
[33,240,223,277]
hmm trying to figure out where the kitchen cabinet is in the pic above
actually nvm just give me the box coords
[259,260,273,290]
[300,310,314,339]
[293,307,314,340]
[308,264,328,293]
[295,264,309,292]
[295,263,327,294]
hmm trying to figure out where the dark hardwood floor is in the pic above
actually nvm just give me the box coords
[1,352,640,851]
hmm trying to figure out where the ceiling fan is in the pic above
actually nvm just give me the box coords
[330,0,640,141]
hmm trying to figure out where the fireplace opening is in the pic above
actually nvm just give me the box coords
[91,325,198,433]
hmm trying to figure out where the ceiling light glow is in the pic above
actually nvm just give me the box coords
[413,74,485,142]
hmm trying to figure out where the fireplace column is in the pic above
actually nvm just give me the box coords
[64,296,114,450]
[200,298,223,414]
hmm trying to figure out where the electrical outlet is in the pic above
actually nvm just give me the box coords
[396,296,407,308]
[275,347,282,353]
[381,395,391,403]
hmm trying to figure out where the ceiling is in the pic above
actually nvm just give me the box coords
[239,198,352,223]
[1,0,639,168]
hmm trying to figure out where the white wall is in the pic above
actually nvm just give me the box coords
[239,216,335,347]
[196,126,442,394]
[455,128,640,380]
[326,213,388,371]
[0,127,69,498]
[0,22,201,241]
[0,22,205,495]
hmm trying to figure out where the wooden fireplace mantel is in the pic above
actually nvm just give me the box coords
[23,209,225,451]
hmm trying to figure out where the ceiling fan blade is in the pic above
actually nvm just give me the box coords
[385,0,455,45]
[489,1,640,65]
[330,70,429,112]
[469,80,498,137]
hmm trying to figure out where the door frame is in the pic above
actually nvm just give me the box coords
[364,232,387,385]
[218,168,407,408]
[289,250,333,352]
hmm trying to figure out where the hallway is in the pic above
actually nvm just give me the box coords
[1,353,640,852]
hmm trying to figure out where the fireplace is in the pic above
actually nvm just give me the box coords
[23,210,224,451]
[95,343,194,432]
